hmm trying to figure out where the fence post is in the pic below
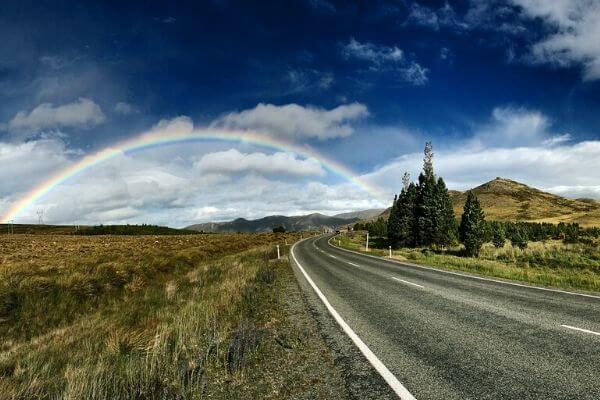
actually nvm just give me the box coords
[276,244,280,260]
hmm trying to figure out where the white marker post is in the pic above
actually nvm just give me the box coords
[389,246,392,258]
[276,244,280,260]
[338,239,341,246]
[366,232,369,252]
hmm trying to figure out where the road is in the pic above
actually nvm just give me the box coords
[291,235,600,400]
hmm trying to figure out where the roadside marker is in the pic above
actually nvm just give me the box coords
[389,246,392,258]
[276,244,280,260]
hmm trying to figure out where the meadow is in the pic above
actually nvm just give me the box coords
[336,232,600,293]
[0,233,344,399]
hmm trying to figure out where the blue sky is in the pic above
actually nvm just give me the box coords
[1,0,600,226]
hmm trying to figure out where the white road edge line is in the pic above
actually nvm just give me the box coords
[291,239,417,400]
[327,237,600,301]
[348,261,360,267]
[391,277,424,289]
[561,325,600,336]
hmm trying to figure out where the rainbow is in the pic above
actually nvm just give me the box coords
[2,128,388,223]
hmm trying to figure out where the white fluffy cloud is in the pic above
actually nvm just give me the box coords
[471,106,552,147]
[365,140,600,198]
[211,103,368,139]
[8,98,105,131]
[341,38,429,85]
[511,0,600,80]
[194,149,325,177]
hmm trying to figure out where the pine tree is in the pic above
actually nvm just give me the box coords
[387,194,400,245]
[459,191,486,256]
[434,177,457,247]
[397,182,418,246]
[415,142,437,246]
[491,222,506,248]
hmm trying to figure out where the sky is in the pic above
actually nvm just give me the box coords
[1,0,600,227]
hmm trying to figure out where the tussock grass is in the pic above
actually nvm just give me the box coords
[337,233,600,293]
[0,232,342,399]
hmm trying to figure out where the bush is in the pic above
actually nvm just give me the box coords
[272,226,286,233]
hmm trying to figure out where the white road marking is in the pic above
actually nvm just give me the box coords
[561,325,600,336]
[328,237,600,301]
[348,261,360,267]
[329,254,338,259]
[291,239,416,400]
[392,276,424,289]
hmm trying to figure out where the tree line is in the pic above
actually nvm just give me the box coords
[354,142,598,257]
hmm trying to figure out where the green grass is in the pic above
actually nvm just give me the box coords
[0,233,343,399]
[335,233,600,293]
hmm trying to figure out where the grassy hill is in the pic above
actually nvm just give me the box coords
[378,177,600,227]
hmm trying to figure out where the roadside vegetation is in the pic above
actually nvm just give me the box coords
[348,142,600,293]
[0,232,344,399]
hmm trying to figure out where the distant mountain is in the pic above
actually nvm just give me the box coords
[334,209,385,220]
[378,177,600,227]
[185,213,360,233]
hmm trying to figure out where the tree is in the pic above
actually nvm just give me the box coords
[491,222,506,248]
[433,177,457,247]
[393,182,418,247]
[272,226,286,233]
[459,191,486,256]
[511,227,528,249]
[387,194,400,244]
[368,217,387,237]
[415,142,437,246]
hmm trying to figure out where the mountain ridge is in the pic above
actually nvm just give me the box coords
[185,212,360,233]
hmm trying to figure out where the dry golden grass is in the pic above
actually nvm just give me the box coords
[0,232,346,399]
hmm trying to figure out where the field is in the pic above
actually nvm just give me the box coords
[0,233,344,399]
[336,232,600,293]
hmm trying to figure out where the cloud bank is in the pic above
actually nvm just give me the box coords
[211,102,368,140]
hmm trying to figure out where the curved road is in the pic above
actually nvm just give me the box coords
[291,235,600,400]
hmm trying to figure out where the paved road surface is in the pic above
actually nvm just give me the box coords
[291,235,600,400]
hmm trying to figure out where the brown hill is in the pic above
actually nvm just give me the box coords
[377,177,600,227]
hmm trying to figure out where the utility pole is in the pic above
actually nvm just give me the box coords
[366,232,369,252]
[37,210,44,225]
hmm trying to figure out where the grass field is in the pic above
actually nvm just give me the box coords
[0,233,344,399]
[335,232,600,293]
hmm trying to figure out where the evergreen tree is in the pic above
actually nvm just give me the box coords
[511,227,528,249]
[491,222,506,248]
[387,194,400,245]
[434,177,457,247]
[459,191,486,256]
[415,142,437,246]
[397,182,418,246]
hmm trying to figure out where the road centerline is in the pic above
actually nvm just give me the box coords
[391,276,425,289]
[561,324,600,336]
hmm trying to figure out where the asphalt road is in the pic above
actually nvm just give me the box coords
[291,235,600,400]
